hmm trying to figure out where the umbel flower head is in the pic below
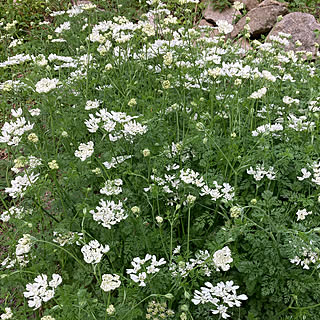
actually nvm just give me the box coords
[23,274,62,310]
[100,274,121,292]
[81,240,110,264]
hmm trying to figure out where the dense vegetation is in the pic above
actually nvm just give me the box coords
[1,0,320,319]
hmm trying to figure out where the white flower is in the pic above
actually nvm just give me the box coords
[1,307,13,319]
[130,272,147,286]
[35,78,59,93]
[74,141,94,161]
[5,172,39,198]
[156,216,163,224]
[23,274,62,310]
[81,240,110,264]
[212,246,233,271]
[216,20,234,35]
[283,96,299,105]
[192,281,247,318]
[55,21,71,34]
[297,168,311,181]
[249,87,267,99]
[90,199,127,229]
[29,108,41,116]
[296,209,312,221]
[233,1,244,10]
[48,274,62,288]
[127,254,166,286]
[100,179,123,196]
[100,274,121,292]
[85,99,101,110]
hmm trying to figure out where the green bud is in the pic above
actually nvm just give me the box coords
[165,293,174,299]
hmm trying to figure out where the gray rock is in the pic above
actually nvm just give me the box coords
[203,0,240,25]
[231,0,288,38]
[267,12,320,57]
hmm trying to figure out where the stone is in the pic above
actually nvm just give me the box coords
[267,12,320,58]
[242,0,260,11]
[202,0,240,25]
[197,19,220,38]
[198,19,214,27]
[231,0,288,38]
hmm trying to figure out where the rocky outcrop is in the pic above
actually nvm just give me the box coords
[267,12,320,57]
[230,0,288,38]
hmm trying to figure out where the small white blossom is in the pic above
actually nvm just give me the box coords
[100,274,121,292]
[296,209,312,221]
[81,240,110,264]
[74,141,94,161]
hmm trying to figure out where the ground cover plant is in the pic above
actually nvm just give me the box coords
[1,0,320,319]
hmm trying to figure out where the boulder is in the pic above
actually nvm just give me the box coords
[198,19,214,27]
[267,12,320,57]
[197,19,220,38]
[231,0,288,38]
[242,0,260,11]
[203,0,240,25]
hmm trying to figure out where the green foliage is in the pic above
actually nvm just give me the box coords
[1,0,320,319]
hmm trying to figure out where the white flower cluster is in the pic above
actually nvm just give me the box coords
[5,172,40,198]
[283,96,299,105]
[0,79,26,92]
[90,199,127,229]
[11,155,42,174]
[103,155,132,169]
[85,99,102,110]
[84,108,147,142]
[35,78,59,93]
[53,231,84,247]
[100,179,123,196]
[212,246,233,272]
[50,5,84,17]
[0,307,13,320]
[74,141,94,161]
[288,114,314,132]
[170,246,233,278]
[199,180,235,201]
[252,123,283,137]
[0,108,34,146]
[100,274,121,292]
[216,20,233,35]
[126,254,166,286]
[297,168,311,181]
[170,250,212,278]
[0,205,27,222]
[55,21,71,34]
[81,240,110,264]
[297,162,320,185]
[247,164,276,181]
[2,234,33,269]
[296,209,312,221]
[148,166,234,205]
[249,87,267,99]
[290,246,319,270]
[23,274,62,310]
[0,53,32,68]
[192,281,248,319]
